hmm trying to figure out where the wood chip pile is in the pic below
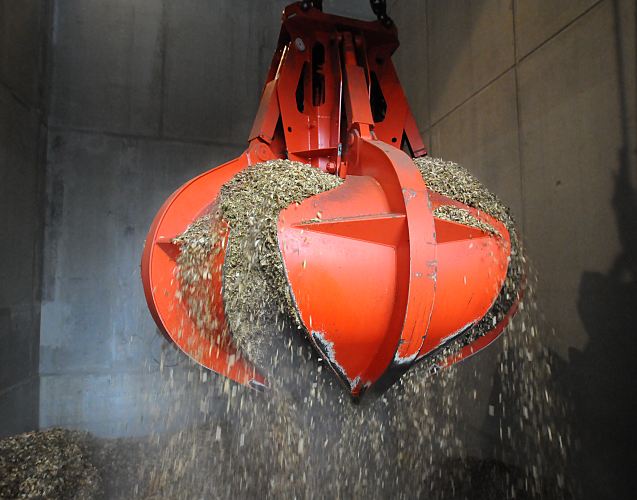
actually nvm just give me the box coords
[174,157,523,369]
[0,429,100,499]
[174,159,343,365]
[432,205,498,235]
[415,156,524,359]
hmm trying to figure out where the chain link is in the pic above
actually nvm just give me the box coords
[300,0,323,11]
[299,0,392,27]
[370,0,393,27]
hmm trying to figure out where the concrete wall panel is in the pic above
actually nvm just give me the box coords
[47,0,372,145]
[38,0,373,435]
[393,0,429,131]
[514,0,599,58]
[427,0,515,123]
[0,1,48,435]
[428,69,523,221]
[0,379,39,438]
[392,0,636,495]
[49,0,164,136]
[38,129,242,433]
[39,371,223,437]
[0,88,42,310]
[518,0,624,355]
[161,0,280,145]
[40,130,242,374]
[0,0,46,107]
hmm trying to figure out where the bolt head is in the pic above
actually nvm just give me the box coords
[257,143,269,160]
[294,37,306,52]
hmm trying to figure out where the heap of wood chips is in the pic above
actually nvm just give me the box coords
[174,156,523,368]
[432,205,498,235]
[174,160,343,365]
[0,429,100,499]
[414,156,524,358]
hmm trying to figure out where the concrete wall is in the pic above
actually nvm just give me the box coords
[39,0,370,437]
[9,1,634,493]
[0,0,50,437]
[391,0,636,498]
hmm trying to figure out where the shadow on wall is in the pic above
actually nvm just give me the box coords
[569,1,637,498]
[482,88,636,500]
[481,1,636,498]
[570,144,636,500]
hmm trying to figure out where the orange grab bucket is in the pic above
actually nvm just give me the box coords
[141,3,518,398]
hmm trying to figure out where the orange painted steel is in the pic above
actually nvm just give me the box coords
[141,2,519,398]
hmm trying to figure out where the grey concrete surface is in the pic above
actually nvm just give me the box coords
[517,6,636,495]
[0,379,39,438]
[428,69,523,221]
[392,0,430,133]
[38,369,226,438]
[514,0,600,59]
[49,0,373,144]
[517,0,625,355]
[391,0,636,497]
[3,1,635,495]
[161,0,281,144]
[49,0,164,137]
[0,0,48,437]
[39,130,242,436]
[0,88,42,390]
[40,131,225,373]
[426,0,515,124]
[0,0,48,108]
[38,0,372,436]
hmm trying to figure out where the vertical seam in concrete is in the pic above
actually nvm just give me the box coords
[31,0,59,427]
[158,0,168,138]
[611,0,630,151]
[37,0,59,404]
[424,0,431,149]
[425,0,604,140]
[37,0,49,124]
[127,5,136,133]
[511,0,525,234]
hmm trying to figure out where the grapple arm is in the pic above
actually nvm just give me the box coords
[141,2,519,398]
